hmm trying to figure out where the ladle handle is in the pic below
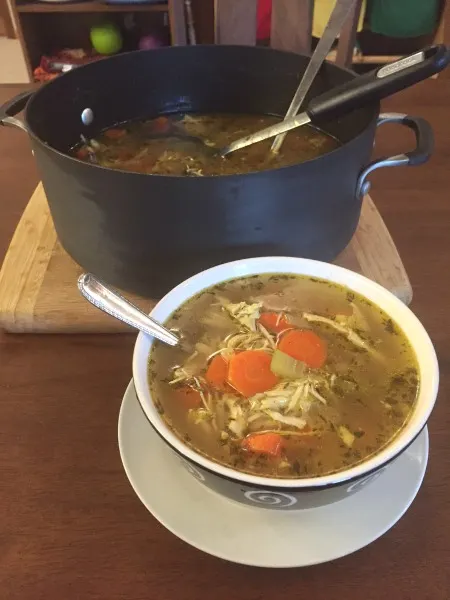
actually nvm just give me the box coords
[308,45,450,123]
[77,273,179,346]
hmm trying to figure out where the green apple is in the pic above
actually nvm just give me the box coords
[90,23,123,55]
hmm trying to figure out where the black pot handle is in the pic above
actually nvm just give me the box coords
[356,113,434,198]
[0,90,33,133]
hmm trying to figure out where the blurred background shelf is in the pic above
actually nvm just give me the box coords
[16,1,169,13]
[4,0,447,84]
[9,0,186,81]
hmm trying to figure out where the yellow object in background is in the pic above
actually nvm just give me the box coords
[312,0,367,38]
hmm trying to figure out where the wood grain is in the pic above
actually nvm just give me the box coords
[16,0,168,12]
[214,0,257,45]
[270,0,313,55]
[335,0,363,67]
[168,0,187,45]
[0,184,411,333]
[2,33,450,599]
[0,0,15,38]
[15,0,169,12]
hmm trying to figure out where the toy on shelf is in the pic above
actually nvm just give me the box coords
[33,49,103,82]
[90,22,123,55]
[138,33,163,49]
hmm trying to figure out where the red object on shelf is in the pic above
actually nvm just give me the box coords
[33,48,103,82]
[257,0,272,40]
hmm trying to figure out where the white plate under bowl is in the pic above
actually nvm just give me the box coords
[118,381,429,568]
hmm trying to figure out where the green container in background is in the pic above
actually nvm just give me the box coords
[368,0,440,38]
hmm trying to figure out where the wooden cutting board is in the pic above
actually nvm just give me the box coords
[0,183,412,333]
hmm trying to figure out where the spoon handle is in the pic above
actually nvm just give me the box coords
[77,273,179,346]
[307,44,450,123]
[270,0,358,153]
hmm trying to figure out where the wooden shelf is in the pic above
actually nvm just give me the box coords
[327,51,402,65]
[16,1,168,13]
[327,12,445,71]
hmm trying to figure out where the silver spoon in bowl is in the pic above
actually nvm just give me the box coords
[77,273,180,346]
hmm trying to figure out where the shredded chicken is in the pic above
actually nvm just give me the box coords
[303,312,371,351]
[224,395,247,438]
[257,322,276,349]
[168,302,348,445]
[223,301,262,332]
[264,410,307,430]
[248,376,329,418]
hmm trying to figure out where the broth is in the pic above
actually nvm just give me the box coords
[73,113,339,176]
[148,274,419,479]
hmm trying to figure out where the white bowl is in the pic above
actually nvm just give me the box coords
[133,257,438,511]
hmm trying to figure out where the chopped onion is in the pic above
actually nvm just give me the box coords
[228,418,246,438]
[338,425,355,447]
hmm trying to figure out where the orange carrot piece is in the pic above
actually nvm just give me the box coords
[205,354,229,391]
[104,128,127,140]
[174,386,202,409]
[152,116,170,133]
[75,147,89,160]
[258,311,290,334]
[228,350,279,397]
[278,329,327,369]
[243,433,284,456]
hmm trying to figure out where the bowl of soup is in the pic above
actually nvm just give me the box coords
[132,257,438,511]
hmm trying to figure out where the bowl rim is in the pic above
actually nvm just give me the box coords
[132,256,439,489]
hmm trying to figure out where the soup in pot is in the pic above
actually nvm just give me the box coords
[73,113,339,176]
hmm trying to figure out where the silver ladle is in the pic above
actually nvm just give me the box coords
[221,45,449,156]
[77,273,180,346]
[270,0,358,154]
[159,46,448,159]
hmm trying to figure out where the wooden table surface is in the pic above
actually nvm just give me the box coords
[1,72,450,599]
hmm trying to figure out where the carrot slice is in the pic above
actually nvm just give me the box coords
[243,433,284,456]
[173,386,202,409]
[104,128,127,140]
[75,147,89,160]
[205,354,229,391]
[228,350,279,397]
[278,329,327,369]
[258,311,290,334]
[152,116,170,133]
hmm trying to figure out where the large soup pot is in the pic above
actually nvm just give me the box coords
[0,46,435,297]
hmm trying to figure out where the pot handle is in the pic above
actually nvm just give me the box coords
[0,90,33,133]
[356,112,434,198]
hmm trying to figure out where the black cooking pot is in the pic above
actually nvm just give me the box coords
[0,46,436,297]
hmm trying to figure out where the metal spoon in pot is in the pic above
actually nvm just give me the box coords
[77,273,180,346]
[157,46,449,159]
[270,0,359,154]
[221,44,450,157]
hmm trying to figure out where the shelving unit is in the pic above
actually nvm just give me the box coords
[10,0,186,81]
[16,1,168,13]
[8,0,447,83]
[327,10,446,67]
